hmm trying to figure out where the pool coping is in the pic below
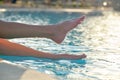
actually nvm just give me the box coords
[0,58,56,80]
[0,7,95,13]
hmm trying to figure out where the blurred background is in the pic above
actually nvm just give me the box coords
[0,0,120,11]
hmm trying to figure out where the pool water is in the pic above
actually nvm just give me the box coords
[0,10,120,80]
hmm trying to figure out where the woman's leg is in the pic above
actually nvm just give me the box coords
[0,38,86,60]
[0,16,85,44]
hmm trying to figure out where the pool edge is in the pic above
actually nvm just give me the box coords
[0,58,57,80]
[0,7,93,13]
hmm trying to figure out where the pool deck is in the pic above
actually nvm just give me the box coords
[0,59,56,80]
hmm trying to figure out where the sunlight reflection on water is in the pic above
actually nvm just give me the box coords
[81,11,120,51]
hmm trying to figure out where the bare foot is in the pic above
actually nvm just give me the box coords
[51,16,85,44]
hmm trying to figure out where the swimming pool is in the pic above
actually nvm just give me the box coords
[0,10,120,80]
